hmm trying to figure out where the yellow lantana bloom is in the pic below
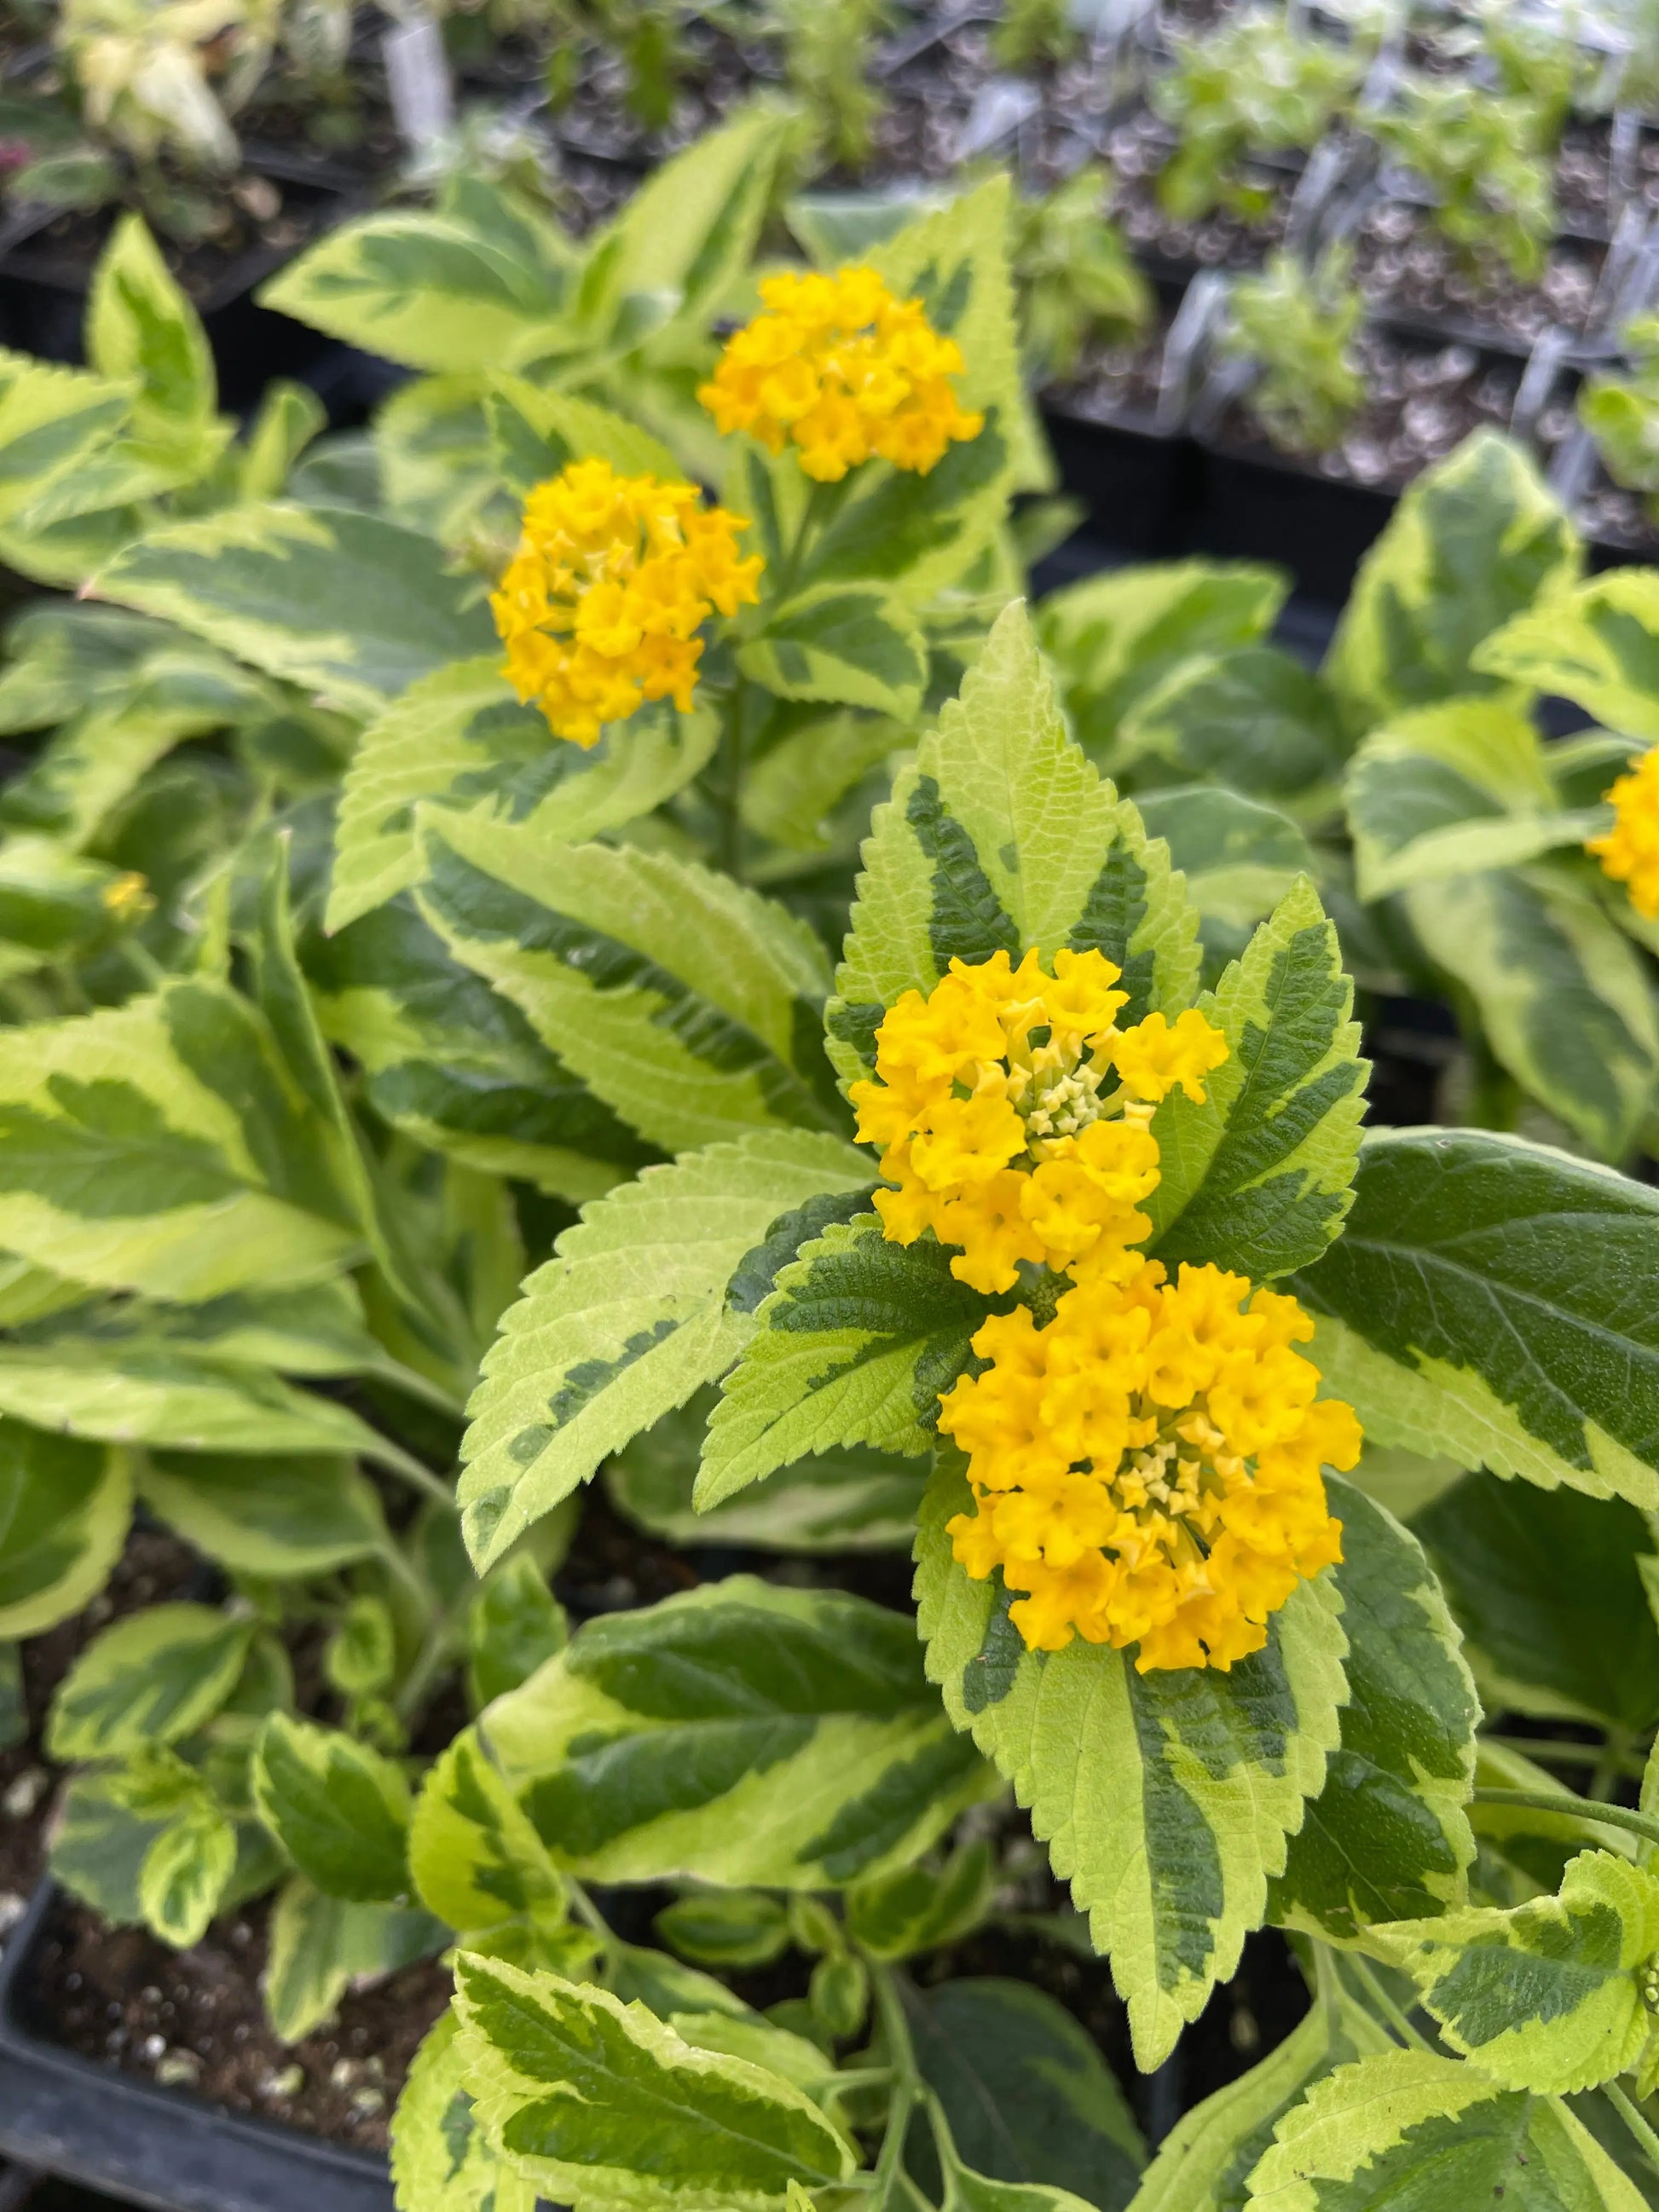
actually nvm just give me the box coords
[698,265,985,482]
[939,1259,1357,1669]
[1589,745,1659,919]
[492,458,763,747]
[849,948,1228,1296]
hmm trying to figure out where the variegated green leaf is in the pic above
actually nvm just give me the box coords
[251,1711,412,1903]
[453,1949,856,2211]
[826,598,1199,1091]
[481,1575,993,1888]
[416,802,844,1153]
[695,1215,980,1510]
[1270,1479,1478,1940]
[263,1875,444,2043]
[408,1724,566,1939]
[392,2014,539,2212]
[327,659,717,933]
[1294,1129,1659,1510]
[0,980,358,1300]
[1129,1979,1392,2212]
[1143,875,1367,1279]
[49,1603,253,1759]
[1322,430,1581,736]
[1388,1851,1659,2094]
[1344,698,1598,902]
[86,213,219,470]
[459,1129,870,1571]
[1408,858,1659,1161]
[1134,788,1315,933]
[611,1386,925,1553]
[309,898,655,1201]
[1037,558,1286,755]
[90,502,495,718]
[0,348,135,544]
[137,1794,238,1948]
[138,1450,389,1580]
[1474,568,1659,742]
[1118,645,1349,806]
[485,378,680,496]
[0,1426,131,1637]
[915,1450,1348,2069]
[467,1555,569,1710]
[1245,2047,1648,2211]
[739,585,928,718]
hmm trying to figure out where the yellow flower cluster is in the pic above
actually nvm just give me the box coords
[492,458,762,746]
[1589,746,1659,920]
[698,265,985,482]
[850,948,1228,1297]
[940,1259,1357,1668]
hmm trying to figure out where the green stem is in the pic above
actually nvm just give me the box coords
[1342,1952,1435,2057]
[720,680,748,881]
[364,1435,455,1508]
[1483,1734,1638,1774]
[1607,2083,1659,2180]
[1472,1788,1659,1849]
[865,1961,922,2212]
[567,1878,621,1976]
[1593,1727,1636,1805]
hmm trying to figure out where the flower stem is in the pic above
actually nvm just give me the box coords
[1471,1788,1659,1849]
[1607,2083,1659,2180]
[1342,1952,1436,2056]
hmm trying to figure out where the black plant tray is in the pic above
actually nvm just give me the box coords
[0,1884,394,2212]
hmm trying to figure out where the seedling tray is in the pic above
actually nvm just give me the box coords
[0,1884,394,2212]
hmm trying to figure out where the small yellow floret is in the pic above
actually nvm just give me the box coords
[938,1259,1356,1670]
[491,458,763,746]
[850,950,1228,1295]
[1589,746,1659,920]
[697,265,985,482]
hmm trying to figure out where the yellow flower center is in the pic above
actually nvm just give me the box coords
[1588,745,1659,920]
[939,1257,1359,1670]
[849,948,1228,1296]
[697,264,986,482]
[490,457,763,747]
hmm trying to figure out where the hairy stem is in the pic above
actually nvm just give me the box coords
[1607,2083,1659,2180]
[1471,1788,1659,1849]
[1342,1952,1436,2057]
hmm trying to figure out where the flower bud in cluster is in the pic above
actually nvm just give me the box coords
[849,947,1228,1297]
[698,265,985,482]
[939,1258,1358,1669]
[1589,746,1659,919]
[492,458,762,746]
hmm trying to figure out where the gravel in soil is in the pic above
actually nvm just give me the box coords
[1352,202,1605,347]
[19,1890,451,2155]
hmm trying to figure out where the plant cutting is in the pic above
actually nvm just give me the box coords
[1220,244,1364,456]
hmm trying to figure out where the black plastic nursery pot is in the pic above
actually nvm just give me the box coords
[0,1886,393,2212]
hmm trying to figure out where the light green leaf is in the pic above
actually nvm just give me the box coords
[696,1216,982,1510]
[907,1978,1144,2209]
[1405,861,1659,1161]
[844,1839,993,1962]
[392,2014,539,2212]
[251,1711,412,1902]
[1322,430,1582,736]
[482,1574,993,1889]
[51,1764,174,1926]
[916,1451,1347,2069]
[611,1385,926,1553]
[141,1452,389,1585]
[827,598,1199,1091]
[1135,787,1316,931]
[259,211,558,376]
[238,379,327,500]
[1344,698,1595,902]
[327,657,717,933]
[415,801,844,1153]
[1245,2047,1649,2211]
[373,374,499,543]
[1118,646,1349,804]
[1270,1479,1478,1940]
[0,1426,132,1637]
[485,378,680,495]
[90,502,495,718]
[49,1603,253,1759]
[408,1724,566,1938]
[1294,1128,1659,1511]
[1416,1473,1659,1734]
[740,709,905,853]
[454,1949,857,2210]
[138,1797,238,1947]
[1390,1850,1659,2094]
[0,837,152,984]
[1474,569,1659,743]
[459,1129,871,1571]
[0,348,135,539]
[263,1875,445,2043]
[1038,558,1286,753]
[1129,1983,1391,2212]
[0,980,358,1301]
[740,586,928,717]
[468,1553,569,1709]
[86,212,217,465]
[1143,875,1367,1279]
[309,897,655,1201]
[655,1890,791,1970]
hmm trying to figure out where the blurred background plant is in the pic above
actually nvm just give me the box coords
[1221,243,1364,454]
[1007,165,1152,383]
